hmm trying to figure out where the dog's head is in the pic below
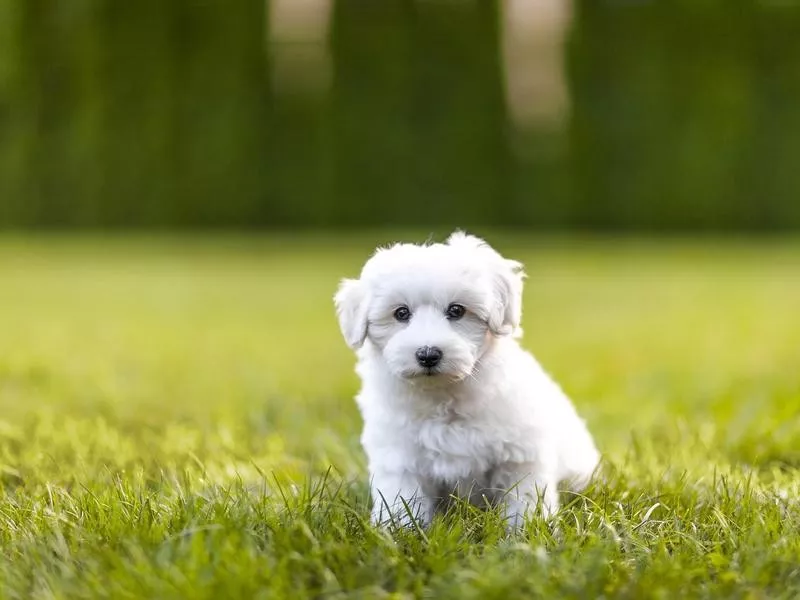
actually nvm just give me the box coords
[334,232,525,383]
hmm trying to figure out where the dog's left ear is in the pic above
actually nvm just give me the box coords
[334,278,370,349]
[488,257,525,337]
[446,231,525,337]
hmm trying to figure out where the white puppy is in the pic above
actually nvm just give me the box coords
[334,232,599,529]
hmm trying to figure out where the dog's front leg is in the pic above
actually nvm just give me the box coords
[370,470,433,529]
[492,463,558,531]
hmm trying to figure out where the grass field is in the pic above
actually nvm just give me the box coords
[1,234,799,598]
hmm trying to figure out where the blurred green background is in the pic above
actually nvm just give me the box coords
[2,0,799,231]
[2,4,800,594]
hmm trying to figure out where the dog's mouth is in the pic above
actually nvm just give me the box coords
[401,367,440,379]
[400,367,469,384]
[396,367,441,380]
[391,356,474,383]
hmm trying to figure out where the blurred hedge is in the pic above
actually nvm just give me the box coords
[0,0,799,230]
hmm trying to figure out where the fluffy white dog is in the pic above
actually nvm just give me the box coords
[334,232,599,529]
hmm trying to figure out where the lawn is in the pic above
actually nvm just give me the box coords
[0,234,798,598]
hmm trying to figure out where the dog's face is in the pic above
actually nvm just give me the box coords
[334,232,525,383]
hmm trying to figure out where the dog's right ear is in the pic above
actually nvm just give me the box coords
[334,278,370,349]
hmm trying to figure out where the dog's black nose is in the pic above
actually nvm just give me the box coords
[415,346,443,368]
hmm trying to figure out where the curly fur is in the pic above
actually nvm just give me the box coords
[334,232,599,528]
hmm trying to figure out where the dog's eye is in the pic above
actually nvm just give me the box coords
[445,303,466,320]
[394,306,411,322]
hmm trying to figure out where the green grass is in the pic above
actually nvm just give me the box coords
[1,234,799,599]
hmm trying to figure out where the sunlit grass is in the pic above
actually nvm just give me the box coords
[1,235,799,598]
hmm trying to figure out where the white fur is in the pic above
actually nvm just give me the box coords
[334,232,600,529]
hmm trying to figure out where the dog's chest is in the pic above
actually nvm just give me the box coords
[410,408,506,483]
